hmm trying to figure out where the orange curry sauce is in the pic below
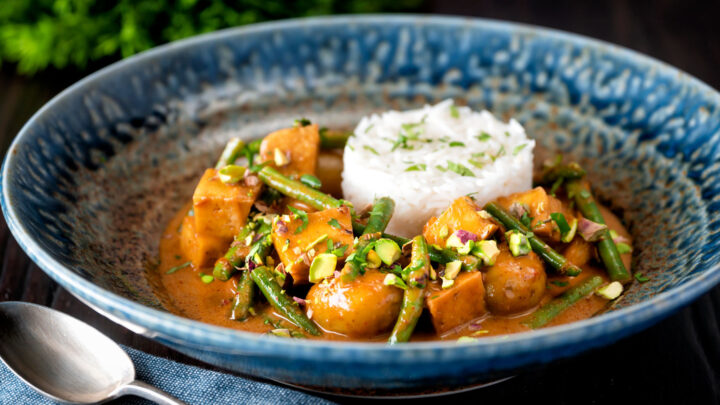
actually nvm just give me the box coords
[154,195,632,342]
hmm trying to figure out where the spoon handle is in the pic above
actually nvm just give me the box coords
[119,380,187,405]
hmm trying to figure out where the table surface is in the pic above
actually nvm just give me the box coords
[1,1,719,404]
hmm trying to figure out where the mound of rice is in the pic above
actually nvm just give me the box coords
[342,100,534,237]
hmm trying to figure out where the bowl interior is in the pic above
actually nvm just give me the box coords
[4,16,720,326]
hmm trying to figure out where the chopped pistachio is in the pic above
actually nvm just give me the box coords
[218,164,246,184]
[308,253,337,283]
[596,281,624,300]
[506,230,531,257]
[273,148,290,167]
[471,240,500,266]
[383,273,408,290]
[374,238,401,265]
[438,225,449,240]
[365,249,382,269]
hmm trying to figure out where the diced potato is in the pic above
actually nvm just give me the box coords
[180,215,229,268]
[496,186,575,242]
[426,271,487,334]
[423,196,498,248]
[563,238,594,268]
[271,205,354,284]
[259,124,320,177]
[192,168,262,240]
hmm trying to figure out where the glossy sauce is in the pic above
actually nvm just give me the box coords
[154,196,632,342]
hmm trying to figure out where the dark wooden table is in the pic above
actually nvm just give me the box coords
[1,1,718,403]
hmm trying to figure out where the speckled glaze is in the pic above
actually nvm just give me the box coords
[2,16,720,390]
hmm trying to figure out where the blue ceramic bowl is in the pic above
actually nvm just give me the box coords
[3,15,720,391]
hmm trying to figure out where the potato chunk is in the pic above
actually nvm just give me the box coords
[259,124,320,177]
[180,215,228,268]
[306,270,403,337]
[271,205,354,284]
[496,186,575,242]
[426,271,487,334]
[423,196,498,248]
[192,169,262,240]
[483,245,547,314]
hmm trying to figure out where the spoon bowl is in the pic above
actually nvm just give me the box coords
[0,301,183,404]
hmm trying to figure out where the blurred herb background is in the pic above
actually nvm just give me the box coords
[0,0,425,75]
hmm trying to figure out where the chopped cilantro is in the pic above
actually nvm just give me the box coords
[635,272,649,283]
[550,213,571,235]
[166,261,191,274]
[326,238,333,252]
[405,163,427,172]
[550,280,569,287]
[363,145,379,155]
[294,118,311,127]
[468,159,484,169]
[449,104,460,118]
[449,141,465,147]
[331,244,348,257]
[288,206,309,234]
[364,123,374,133]
[520,212,533,228]
[513,144,528,155]
[327,218,342,229]
[436,164,447,172]
[476,132,491,142]
[504,131,510,137]
[444,161,475,177]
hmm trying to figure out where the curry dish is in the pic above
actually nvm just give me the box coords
[156,119,634,343]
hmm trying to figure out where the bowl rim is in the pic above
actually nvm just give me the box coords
[3,14,720,361]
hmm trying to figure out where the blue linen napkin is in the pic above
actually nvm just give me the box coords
[0,345,336,405]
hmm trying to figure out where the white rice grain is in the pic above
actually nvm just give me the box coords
[342,100,534,237]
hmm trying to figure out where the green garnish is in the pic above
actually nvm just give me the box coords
[383,273,408,290]
[166,261,191,274]
[294,118,311,127]
[504,131,510,137]
[520,212,533,228]
[468,159,484,169]
[200,273,214,284]
[331,244,348,257]
[513,144,528,155]
[309,253,337,283]
[299,174,322,189]
[442,161,475,177]
[287,206,309,234]
[448,141,465,147]
[363,145,379,155]
[392,119,426,151]
[506,230,531,257]
[374,238,401,265]
[490,146,505,162]
[218,164,246,184]
[476,132,492,142]
[635,272,649,283]
[449,104,460,118]
[579,190,591,199]
[435,165,447,172]
[327,218,342,229]
[549,177,564,197]
[405,163,427,172]
[364,124,374,133]
[616,242,633,254]
[550,280,569,287]
[550,212,576,242]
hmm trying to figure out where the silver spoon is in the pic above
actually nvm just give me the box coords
[0,301,185,404]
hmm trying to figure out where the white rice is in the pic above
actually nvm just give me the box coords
[342,99,534,237]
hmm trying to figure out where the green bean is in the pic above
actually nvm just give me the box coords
[566,180,632,284]
[250,266,321,336]
[215,138,245,169]
[389,235,430,344]
[524,276,604,329]
[229,271,255,321]
[258,166,340,210]
[343,197,395,281]
[484,202,582,277]
[540,162,586,185]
